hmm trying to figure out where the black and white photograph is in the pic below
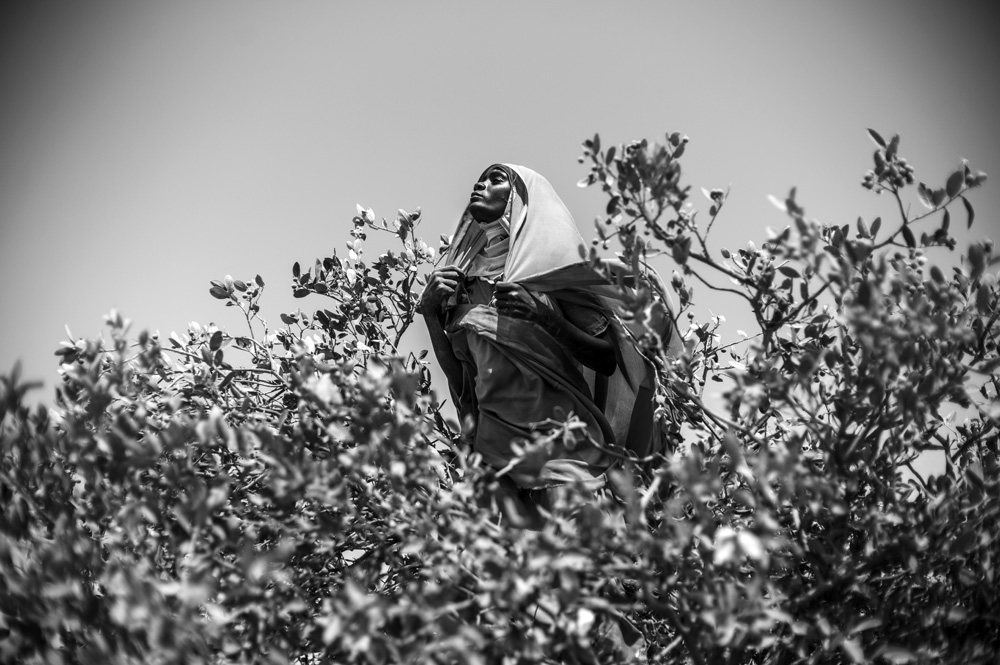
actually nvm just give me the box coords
[1,2,998,663]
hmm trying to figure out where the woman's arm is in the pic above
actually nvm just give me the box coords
[418,267,466,386]
[494,282,616,376]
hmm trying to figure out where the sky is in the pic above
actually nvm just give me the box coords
[2,0,998,461]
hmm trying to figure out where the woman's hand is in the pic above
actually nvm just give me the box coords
[418,267,464,315]
[494,282,550,323]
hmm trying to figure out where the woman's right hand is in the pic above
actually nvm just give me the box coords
[418,267,464,315]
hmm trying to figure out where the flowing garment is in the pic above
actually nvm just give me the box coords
[439,164,678,489]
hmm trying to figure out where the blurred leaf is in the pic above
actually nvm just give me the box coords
[917,183,934,209]
[867,128,887,148]
[672,237,690,264]
[880,647,917,663]
[946,168,965,198]
[962,195,975,228]
[901,225,916,248]
[976,284,992,313]
[969,243,986,280]
[841,638,864,663]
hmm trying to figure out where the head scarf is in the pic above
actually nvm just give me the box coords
[444,164,588,282]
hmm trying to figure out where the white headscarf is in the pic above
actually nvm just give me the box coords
[444,164,587,282]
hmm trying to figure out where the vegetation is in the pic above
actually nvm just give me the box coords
[1,130,997,664]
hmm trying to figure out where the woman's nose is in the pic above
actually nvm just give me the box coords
[473,180,487,192]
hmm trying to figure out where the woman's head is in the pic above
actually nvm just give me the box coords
[446,163,586,282]
[467,165,513,223]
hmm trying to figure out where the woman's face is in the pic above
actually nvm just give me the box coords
[468,167,511,223]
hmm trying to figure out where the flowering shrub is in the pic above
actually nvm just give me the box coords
[1,130,997,664]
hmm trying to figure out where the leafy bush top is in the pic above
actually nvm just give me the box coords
[1,130,998,664]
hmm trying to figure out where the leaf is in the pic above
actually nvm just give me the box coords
[976,284,992,313]
[233,280,247,292]
[737,531,765,562]
[917,183,934,209]
[396,209,411,241]
[292,262,301,278]
[209,331,223,351]
[778,265,801,278]
[941,209,950,233]
[867,128,887,148]
[255,274,265,287]
[870,217,881,238]
[931,187,947,207]
[605,145,616,164]
[886,134,900,159]
[946,168,965,198]
[209,286,230,299]
[856,281,873,308]
[969,243,986,280]
[841,638,864,664]
[856,216,869,238]
[880,647,917,663]
[767,194,787,212]
[929,265,945,284]
[901,225,916,248]
[962,195,975,228]
[672,237,690,265]
[851,617,883,633]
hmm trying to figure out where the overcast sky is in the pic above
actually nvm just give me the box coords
[2,0,998,440]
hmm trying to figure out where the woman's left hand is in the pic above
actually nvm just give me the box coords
[494,282,548,322]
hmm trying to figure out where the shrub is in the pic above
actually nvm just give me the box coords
[1,130,997,664]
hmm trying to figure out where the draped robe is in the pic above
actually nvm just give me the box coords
[437,164,679,489]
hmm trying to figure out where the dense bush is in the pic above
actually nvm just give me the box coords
[2,130,998,664]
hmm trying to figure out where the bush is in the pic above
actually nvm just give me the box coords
[1,130,997,664]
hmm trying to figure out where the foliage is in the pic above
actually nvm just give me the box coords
[2,130,998,664]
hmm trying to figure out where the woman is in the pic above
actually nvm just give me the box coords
[419,164,673,496]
